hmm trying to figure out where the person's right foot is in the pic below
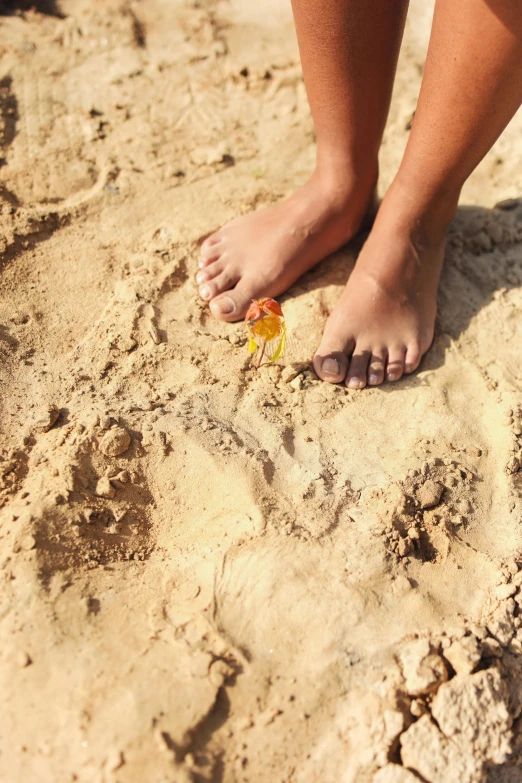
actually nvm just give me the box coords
[196,170,377,322]
[313,196,446,388]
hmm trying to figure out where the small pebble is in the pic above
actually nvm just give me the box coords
[16,651,32,667]
[506,456,521,475]
[289,375,304,391]
[147,320,161,344]
[20,533,36,551]
[281,363,309,383]
[96,476,116,499]
[99,426,131,456]
[32,405,60,433]
[116,336,137,353]
[417,480,444,509]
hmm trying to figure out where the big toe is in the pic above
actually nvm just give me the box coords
[313,340,352,384]
[209,282,253,322]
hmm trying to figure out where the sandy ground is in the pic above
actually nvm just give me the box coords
[1,1,522,781]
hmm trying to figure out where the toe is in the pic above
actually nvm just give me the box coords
[346,349,371,389]
[208,280,253,322]
[405,342,423,374]
[313,351,350,384]
[198,239,223,267]
[196,260,223,285]
[199,269,239,303]
[386,346,406,382]
[367,350,387,386]
[313,330,355,383]
[201,233,221,251]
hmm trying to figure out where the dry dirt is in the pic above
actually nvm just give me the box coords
[1,1,522,782]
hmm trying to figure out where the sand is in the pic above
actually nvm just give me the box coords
[1,1,522,781]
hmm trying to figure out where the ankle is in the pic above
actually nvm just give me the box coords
[382,172,460,243]
[312,157,378,213]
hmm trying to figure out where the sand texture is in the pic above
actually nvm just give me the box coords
[1,1,522,781]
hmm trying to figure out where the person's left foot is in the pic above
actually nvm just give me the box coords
[313,202,445,387]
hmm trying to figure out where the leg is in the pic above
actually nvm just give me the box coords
[197,0,409,321]
[315,0,522,387]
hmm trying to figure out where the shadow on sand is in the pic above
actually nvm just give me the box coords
[0,0,64,16]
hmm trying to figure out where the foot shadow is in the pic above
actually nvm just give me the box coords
[0,0,64,16]
[289,199,522,391]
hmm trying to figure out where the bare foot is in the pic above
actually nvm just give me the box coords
[197,171,376,322]
[313,199,446,388]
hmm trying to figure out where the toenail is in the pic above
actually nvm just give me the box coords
[387,372,398,381]
[369,374,379,385]
[321,358,340,376]
[198,258,206,268]
[348,377,362,389]
[196,270,207,284]
[199,284,212,300]
[214,296,235,315]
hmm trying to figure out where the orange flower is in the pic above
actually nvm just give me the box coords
[244,297,287,368]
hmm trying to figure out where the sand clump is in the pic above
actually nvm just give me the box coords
[1,0,522,781]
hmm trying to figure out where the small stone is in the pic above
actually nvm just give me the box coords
[84,509,95,523]
[398,639,449,696]
[506,456,521,474]
[116,336,137,353]
[495,583,517,600]
[289,375,304,391]
[398,538,412,557]
[32,405,60,433]
[99,415,111,429]
[209,659,233,687]
[281,363,309,383]
[443,636,481,675]
[16,651,32,667]
[99,426,131,456]
[20,533,36,551]
[96,476,116,499]
[452,515,466,527]
[487,602,515,645]
[410,699,427,717]
[417,480,444,509]
[147,320,161,344]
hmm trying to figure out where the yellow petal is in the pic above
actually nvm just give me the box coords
[269,322,287,362]
[251,315,282,342]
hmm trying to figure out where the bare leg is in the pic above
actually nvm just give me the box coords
[197,0,408,321]
[315,0,522,387]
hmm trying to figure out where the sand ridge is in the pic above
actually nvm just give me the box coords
[1,1,522,781]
